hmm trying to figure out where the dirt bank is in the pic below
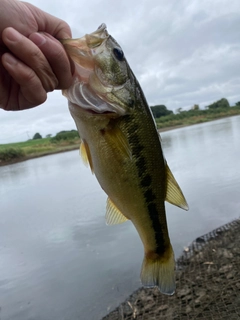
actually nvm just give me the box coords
[103,219,240,320]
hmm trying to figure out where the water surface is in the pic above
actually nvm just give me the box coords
[0,116,240,319]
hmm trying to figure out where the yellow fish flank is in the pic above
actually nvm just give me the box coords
[61,24,188,295]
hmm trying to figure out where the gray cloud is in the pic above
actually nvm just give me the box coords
[1,0,240,142]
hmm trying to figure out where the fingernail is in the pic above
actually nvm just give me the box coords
[6,28,22,42]
[30,33,46,47]
[3,53,17,66]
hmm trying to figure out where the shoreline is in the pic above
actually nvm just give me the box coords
[1,114,239,167]
[158,112,240,133]
[158,123,190,133]
[0,145,79,167]
[103,219,240,319]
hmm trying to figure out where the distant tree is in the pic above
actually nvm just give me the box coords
[33,132,42,139]
[235,101,240,107]
[176,107,182,113]
[46,134,52,138]
[192,104,199,110]
[50,130,79,142]
[207,98,230,109]
[150,105,173,118]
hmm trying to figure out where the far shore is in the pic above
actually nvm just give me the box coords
[1,123,184,167]
[158,123,190,132]
[158,111,240,132]
[1,114,239,167]
[0,145,79,167]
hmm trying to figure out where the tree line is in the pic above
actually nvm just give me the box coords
[31,97,239,139]
[150,98,240,119]
[33,130,79,141]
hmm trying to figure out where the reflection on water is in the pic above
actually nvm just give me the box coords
[0,116,240,320]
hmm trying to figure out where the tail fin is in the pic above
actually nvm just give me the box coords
[140,245,175,295]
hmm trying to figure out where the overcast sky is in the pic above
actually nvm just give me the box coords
[1,0,240,143]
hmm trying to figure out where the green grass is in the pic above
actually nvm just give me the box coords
[0,148,25,162]
[0,137,51,149]
[0,137,81,165]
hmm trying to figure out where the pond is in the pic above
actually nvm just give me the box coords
[0,116,240,320]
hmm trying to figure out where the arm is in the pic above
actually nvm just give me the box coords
[0,0,73,110]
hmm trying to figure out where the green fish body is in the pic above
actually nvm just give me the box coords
[62,24,188,295]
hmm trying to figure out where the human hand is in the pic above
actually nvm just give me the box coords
[0,0,74,111]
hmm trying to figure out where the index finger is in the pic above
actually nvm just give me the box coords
[29,32,74,89]
[2,27,58,92]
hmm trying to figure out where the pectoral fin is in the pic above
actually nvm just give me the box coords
[105,198,129,225]
[165,163,189,210]
[103,125,132,159]
[80,140,94,173]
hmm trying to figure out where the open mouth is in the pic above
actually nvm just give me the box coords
[85,109,115,115]
[62,24,126,117]
[61,23,108,71]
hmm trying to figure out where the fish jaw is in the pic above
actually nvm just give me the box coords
[64,82,126,116]
[61,24,116,114]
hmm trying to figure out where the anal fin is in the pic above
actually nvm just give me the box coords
[105,198,129,225]
[165,163,189,210]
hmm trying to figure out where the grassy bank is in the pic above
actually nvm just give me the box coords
[1,109,240,166]
[0,136,80,166]
[155,105,240,129]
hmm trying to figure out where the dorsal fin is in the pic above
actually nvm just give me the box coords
[105,198,129,225]
[80,139,94,173]
[165,163,189,210]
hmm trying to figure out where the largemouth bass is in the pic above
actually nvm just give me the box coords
[61,24,188,295]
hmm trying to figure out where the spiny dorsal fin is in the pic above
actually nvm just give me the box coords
[165,163,189,211]
[80,140,94,173]
[103,125,132,159]
[105,198,129,225]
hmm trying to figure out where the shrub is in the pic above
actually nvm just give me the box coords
[0,148,25,162]
[50,130,80,143]
[150,105,173,118]
[207,98,230,109]
[33,133,42,139]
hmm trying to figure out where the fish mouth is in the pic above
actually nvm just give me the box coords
[62,24,126,117]
[85,23,109,49]
[61,23,109,96]
[60,23,108,71]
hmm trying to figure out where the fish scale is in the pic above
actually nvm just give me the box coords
[123,112,169,254]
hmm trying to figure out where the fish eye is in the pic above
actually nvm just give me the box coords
[113,47,124,61]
